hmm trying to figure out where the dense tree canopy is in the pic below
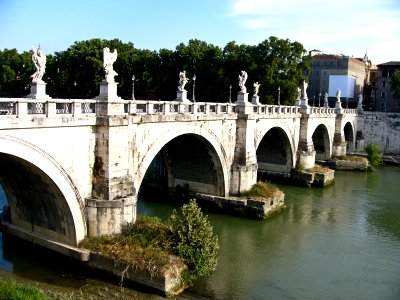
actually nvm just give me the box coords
[0,37,310,104]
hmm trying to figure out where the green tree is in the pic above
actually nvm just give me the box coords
[0,49,33,97]
[390,70,400,100]
[168,199,219,284]
[366,144,382,168]
[1,36,310,102]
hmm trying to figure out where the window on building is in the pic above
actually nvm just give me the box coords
[381,91,386,98]
[382,69,388,77]
[372,82,376,87]
[380,102,385,108]
[397,102,400,108]
[382,81,386,88]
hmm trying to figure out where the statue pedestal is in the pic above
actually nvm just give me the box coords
[95,81,123,115]
[27,82,50,99]
[236,92,253,114]
[300,98,309,108]
[96,81,120,101]
[295,98,301,106]
[251,95,260,105]
[176,90,190,102]
[236,92,249,104]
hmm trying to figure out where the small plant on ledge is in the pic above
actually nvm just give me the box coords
[240,181,284,200]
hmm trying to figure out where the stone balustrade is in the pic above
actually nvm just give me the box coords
[0,98,97,117]
[0,98,360,123]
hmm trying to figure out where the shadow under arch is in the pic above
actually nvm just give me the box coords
[343,122,355,152]
[135,128,228,198]
[312,124,331,160]
[256,127,294,178]
[0,135,86,247]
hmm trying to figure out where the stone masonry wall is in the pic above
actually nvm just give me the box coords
[362,113,400,154]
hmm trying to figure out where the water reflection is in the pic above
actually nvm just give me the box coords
[1,168,400,299]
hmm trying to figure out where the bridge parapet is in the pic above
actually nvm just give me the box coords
[341,108,358,115]
[252,104,299,116]
[0,98,97,117]
[308,107,336,115]
[124,100,238,115]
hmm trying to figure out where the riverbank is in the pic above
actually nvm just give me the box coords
[0,265,161,300]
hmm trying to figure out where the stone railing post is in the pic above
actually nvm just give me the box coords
[147,101,154,114]
[72,100,81,116]
[16,100,28,117]
[46,101,56,117]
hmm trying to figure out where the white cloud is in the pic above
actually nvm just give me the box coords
[229,0,400,63]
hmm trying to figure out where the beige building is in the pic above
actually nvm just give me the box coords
[308,53,367,107]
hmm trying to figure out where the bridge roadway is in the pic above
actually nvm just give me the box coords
[0,97,360,259]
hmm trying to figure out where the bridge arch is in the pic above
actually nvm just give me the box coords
[0,135,86,246]
[312,124,331,160]
[134,126,229,197]
[256,126,295,177]
[343,121,355,152]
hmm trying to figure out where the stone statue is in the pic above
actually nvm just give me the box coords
[238,71,248,93]
[31,46,46,83]
[358,93,363,109]
[336,89,341,102]
[178,71,189,91]
[253,82,260,96]
[302,80,308,100]
[297,87,302,100]
[324,92,329,107]
[103,47,118,83]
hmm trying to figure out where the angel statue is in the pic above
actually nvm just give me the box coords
[253,82,260,96]
[238,70,248,93]
[302,80,308,100]
[178,71,189,91]
[336,89,341,102]
[103,47,118,83]
[31,46,46,83]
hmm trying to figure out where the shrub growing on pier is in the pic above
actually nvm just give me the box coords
[80,201,219,286]
[366,144,382,168]
[168,199,219,284]
[240,181,283,199]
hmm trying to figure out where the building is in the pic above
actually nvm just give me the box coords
[370,61,400,112]
[308,53,367,107]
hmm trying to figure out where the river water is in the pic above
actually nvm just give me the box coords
[1,167,400,299]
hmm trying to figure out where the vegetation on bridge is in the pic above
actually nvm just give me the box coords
[80,199,219,287]
[0,37,310,104]
[240,180,283,200]
[366,144,382,169]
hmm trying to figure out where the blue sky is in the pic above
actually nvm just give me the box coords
[1,0,399,65]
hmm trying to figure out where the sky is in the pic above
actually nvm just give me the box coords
[0,0,399,65]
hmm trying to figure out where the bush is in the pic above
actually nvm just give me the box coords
[366,144,382,167]
[240,181,283,199]
[168,199,219,285]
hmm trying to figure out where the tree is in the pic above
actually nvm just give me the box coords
[0,49,33,97]
[168,199,219,284]
[391,70,400,100]
[1,37,310,102]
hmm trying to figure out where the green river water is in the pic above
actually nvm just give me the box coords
[1,166,400,299]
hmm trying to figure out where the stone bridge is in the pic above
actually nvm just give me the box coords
[0,94,361,259]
